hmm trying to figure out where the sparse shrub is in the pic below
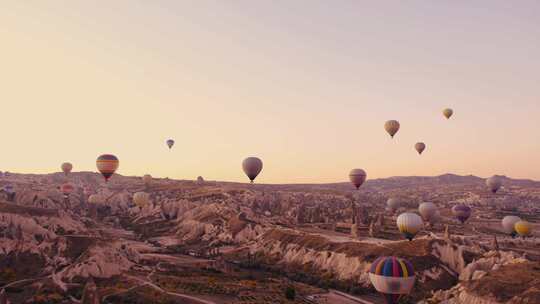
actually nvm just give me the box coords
[284,285,296,300]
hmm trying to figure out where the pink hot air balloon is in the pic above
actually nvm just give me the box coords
[61,183,75,198]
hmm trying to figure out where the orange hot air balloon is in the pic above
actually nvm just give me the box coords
[96,154,119,182]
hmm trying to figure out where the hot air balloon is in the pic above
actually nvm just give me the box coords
[88,194,106,205]
[349,169,367,190]
[166,139,175,150]
[242,157,263,183]
[3,185,14,194]
[486,176,503,193]
[368,256,415,304]
[143,174,152,185]
[384,120,400,138]
[502,216,521,237]
[61,183,75,198]
[452,204,472,224]
[387,198,401,213]
[96,154,119,182]
[443,108,453,119]
[414,142,426,155]
[418,202,437,223]
[396,213,423,241]
[61,162,73,176]
[514,220,532,238]
[133,192,151,208]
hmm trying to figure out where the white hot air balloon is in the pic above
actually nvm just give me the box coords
[133,192,151,208]
[349,169,367,190]
[486,176,503,193]
[396,212,423,241]
[418,202,437,223]
[415,142,426,155]
[242,157,263,183]
[502,216,521,236]
[384,120,400,138]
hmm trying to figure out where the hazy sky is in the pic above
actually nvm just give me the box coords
[2,1,540,183]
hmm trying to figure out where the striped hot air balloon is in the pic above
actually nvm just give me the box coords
[452,204,472,224]
[396,213,423,241]
[369,256,416,304]
[96,154,119,182]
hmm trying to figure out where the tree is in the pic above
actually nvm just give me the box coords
[285,286,296,300]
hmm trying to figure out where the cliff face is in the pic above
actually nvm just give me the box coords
[237,229,459,299]
[428,251,539,304]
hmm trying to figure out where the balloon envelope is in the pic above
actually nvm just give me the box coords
[486,176,503,193]
[443,108,453,119]
[143,174,152,185]
[349,169,367,189]
[502,216,521,235]
[396,213,423,240]
[384,120,400,138]
[133,192,151,208]
[61,183,75,196]
[418,202,437,222]
[452,205,472,224]
[242,157,263,183]
[514,220,532,237]
[61,162,73,175]
[387,198,401,211]
[166,139,175,149]
[88,194,106,205]
[369,256,415,304]
[415,142,426,155]
[96,154,119,182]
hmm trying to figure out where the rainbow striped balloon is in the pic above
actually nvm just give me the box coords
[96,154,119,182]
[368,256,415,304]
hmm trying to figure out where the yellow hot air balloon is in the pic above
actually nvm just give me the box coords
[133,192,151,208]
[384,120,400,138]
[514,220,532,237]
[443,108,453,119]
[415,142,426,155]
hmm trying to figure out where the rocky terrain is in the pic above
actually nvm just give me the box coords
[0,172,538,303]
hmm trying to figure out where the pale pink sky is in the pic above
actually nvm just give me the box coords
[1,1,539,183]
